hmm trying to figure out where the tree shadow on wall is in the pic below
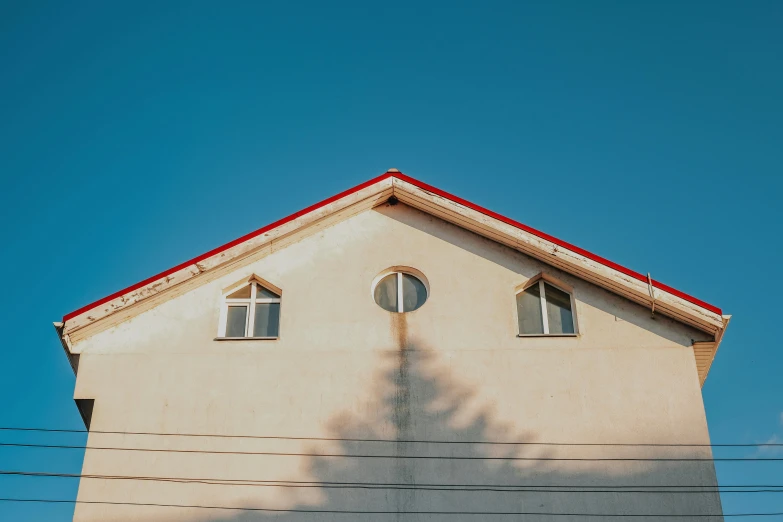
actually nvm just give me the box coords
[198,336,723,522]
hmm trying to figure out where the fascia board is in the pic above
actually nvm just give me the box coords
[60,171,725,349]
[62,176,393,340]
[392,177,724,335]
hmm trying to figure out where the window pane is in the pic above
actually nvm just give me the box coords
[256,284,280,299]
[225,306,248,337]
[517,284,544,334]
[544,283,575,334]
[254,303,280,337]
[374,274,398,312]
[227,285,251,299]
[401,273,427,312]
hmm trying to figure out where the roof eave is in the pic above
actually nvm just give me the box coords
[59,171,726,354]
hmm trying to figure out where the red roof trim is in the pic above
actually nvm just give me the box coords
[393,173,721,315]
[63,171,721,321]
[62,172,393,321]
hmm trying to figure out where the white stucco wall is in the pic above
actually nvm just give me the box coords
[69,202,721,521]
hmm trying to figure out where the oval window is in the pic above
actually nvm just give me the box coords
[373,271,428,313]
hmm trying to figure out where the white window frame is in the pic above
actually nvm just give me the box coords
[372,268,430,313]
[516,278,578,336]
[217,281,281,339]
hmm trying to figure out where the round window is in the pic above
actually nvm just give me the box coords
[373,271,428,313]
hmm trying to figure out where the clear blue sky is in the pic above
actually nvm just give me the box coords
[1,1,781,519]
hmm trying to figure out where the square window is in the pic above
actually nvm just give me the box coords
[517,283,544,335]
[225,305,248,337]
[254,303,280,337]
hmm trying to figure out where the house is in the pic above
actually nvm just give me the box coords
[55,170,730,521]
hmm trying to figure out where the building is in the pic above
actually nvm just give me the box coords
[56,170,730,521]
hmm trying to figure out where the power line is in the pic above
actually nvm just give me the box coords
[0,498,779,517]
[1,426,780,447]
[1,441,780,461]
[2,470,781,494]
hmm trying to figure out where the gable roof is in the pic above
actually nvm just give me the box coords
[57,170,729,384]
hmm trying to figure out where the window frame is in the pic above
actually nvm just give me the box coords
[217,279,282,340]
[516,276,579,337]
[372,267,430,314]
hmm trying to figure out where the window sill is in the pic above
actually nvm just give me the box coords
[517,333,579,338]
[214,337,279,341]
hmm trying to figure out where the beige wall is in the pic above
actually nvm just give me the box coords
[70,202,721,521]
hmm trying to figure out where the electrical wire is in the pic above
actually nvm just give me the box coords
[1,470,781,494]
[1,426,780,447]
[1,441,780,461]
[0,498,780,517]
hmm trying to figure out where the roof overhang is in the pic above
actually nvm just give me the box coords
[57,170,728,384]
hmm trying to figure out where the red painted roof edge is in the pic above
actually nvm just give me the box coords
[62,172,394,321]
[392,173,722,315]
[63,171,721,321]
